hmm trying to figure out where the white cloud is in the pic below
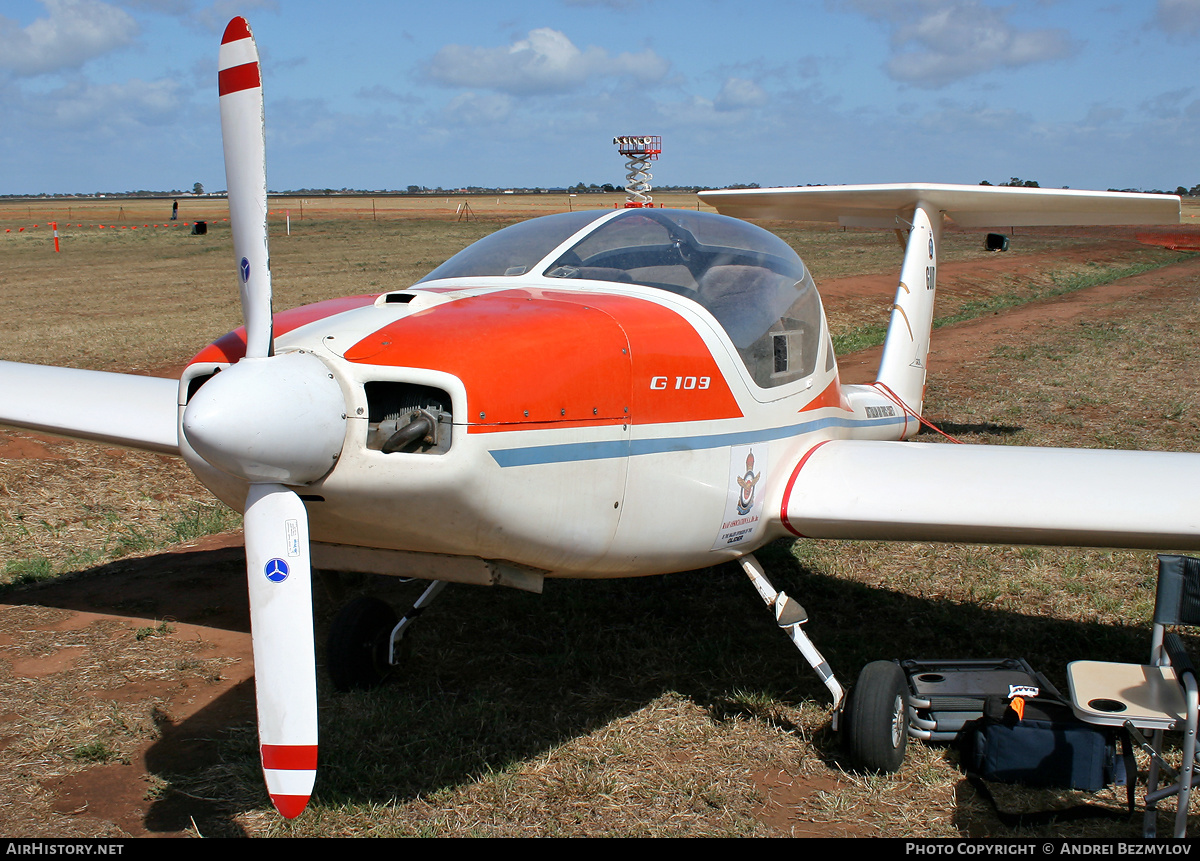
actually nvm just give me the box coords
[1139,87,1196,118]
[121,0,279,34]
[187,0,278,35]
[442,91,514,126]
[357,84,422,106]
[842,0,1076,88]
[1081,104,1125,127]
[120,0,195,13]
[0,0,138,76]
[656,94,759,130]
[1153,0,1200,39]
[424,28,668,95]
[714,77,768,111]
[5,76,186,137]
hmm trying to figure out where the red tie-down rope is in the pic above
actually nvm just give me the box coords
[873,381,965,445]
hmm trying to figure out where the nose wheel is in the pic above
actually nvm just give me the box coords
[327,596,399,692]
[326,580,449,692]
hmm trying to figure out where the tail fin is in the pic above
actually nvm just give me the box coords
[700,183,1180,436]
[877,200,939,420]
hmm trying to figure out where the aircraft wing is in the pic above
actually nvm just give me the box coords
[782,440,1200,550]
[0,360,179,455]
[700,183,1181,228]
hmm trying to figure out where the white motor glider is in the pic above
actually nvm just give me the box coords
[0,17,1189,817]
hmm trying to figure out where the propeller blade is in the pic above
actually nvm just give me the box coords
[244,483,318,819]
[219,16,273,359]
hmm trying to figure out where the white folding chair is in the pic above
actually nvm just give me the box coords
[1068,554,1200,838]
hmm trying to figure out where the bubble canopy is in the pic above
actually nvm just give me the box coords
[417,209,825,388]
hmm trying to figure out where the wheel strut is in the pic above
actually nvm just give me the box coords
[740,553,846,719]
[388,579,448,664]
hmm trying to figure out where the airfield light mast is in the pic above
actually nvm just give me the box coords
[613,135,661,208]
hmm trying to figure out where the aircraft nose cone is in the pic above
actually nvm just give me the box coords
[182,352,346,484]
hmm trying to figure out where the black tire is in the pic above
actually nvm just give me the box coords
[327,596,398,692]
[844,660,908,773]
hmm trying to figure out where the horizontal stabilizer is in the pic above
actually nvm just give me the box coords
[700,183,1180,228]
[782,440,1200,550]
[0,361,179,455]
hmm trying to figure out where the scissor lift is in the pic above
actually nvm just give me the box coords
[613,135,661,207]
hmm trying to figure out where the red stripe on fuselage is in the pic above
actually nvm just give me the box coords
[218,61,260,96]
[343,288,742,431]
[188,294,378,366]
[779,440,831,537]
[799,375,853,413]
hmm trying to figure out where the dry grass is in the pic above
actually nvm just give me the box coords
[2,199,1200,836]
[0,436,237,585]
[0,602,241,837]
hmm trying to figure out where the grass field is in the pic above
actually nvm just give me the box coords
[1,195,1199,837]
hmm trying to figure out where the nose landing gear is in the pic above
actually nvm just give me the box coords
[326,580,449,692]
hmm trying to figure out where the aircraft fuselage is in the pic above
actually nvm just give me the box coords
[180,271,909,578]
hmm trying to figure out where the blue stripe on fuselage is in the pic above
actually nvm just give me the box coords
[488,415,905,467]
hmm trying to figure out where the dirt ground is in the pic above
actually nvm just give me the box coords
[833,228,1200,385]
[1,217,1199,837]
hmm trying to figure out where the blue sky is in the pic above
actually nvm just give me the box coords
[2,0,1198,195]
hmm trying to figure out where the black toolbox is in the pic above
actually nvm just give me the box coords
[900,658,1059,742]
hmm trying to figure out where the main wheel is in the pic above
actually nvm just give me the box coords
[844,660,908,773]
[327,596,398,692]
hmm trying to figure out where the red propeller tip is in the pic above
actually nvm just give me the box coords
[222,17,251,44]
[271,794,311,820]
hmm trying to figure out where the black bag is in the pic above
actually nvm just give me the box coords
[962,695,1134,827]
[964,696,1121,791]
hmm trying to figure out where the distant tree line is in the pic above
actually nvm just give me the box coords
[980,177,1041,188]
[9,177,1200,200]
[1,189,206,199]
[980,177,1199,196]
